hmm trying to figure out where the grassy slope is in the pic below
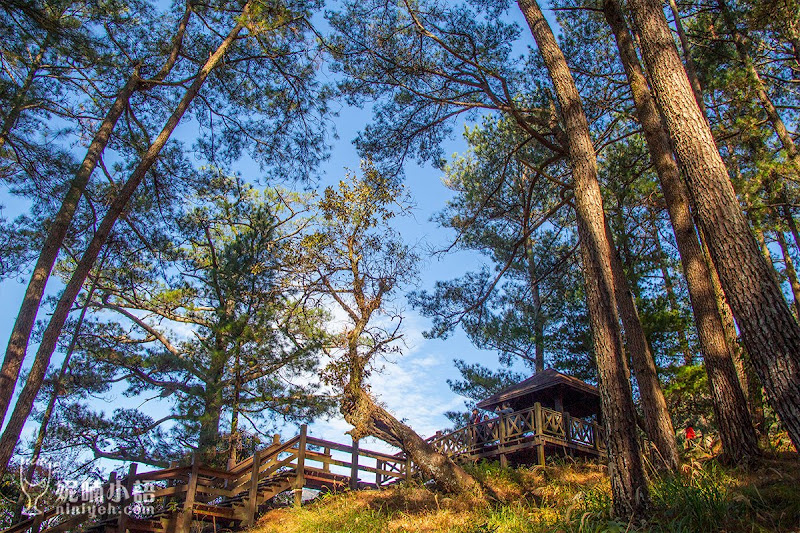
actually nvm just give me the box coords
[252,454,800,533]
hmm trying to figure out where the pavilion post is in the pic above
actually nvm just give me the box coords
[498,413,508,468]
[534,402,545,466]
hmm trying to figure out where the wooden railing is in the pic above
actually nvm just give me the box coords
[302,435,410,489]
[2,425,411,533]
[428,403,606,462]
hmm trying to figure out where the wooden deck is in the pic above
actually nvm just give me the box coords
[429,402,606,466]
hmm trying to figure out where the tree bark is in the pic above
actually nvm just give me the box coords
[342,385,481,495]
[781,203,800,254]
[604,0,759,461]
[517,0,649,518]
[0,10,247,476]
[753,224,780,284]
[198,391,223,458]
[229,350,242,465]
[627,0,800,452]
[698,225,767,436]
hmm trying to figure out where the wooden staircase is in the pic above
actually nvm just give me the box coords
[3,425,411,533]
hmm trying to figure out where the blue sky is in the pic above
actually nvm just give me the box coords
[0,1,545,464]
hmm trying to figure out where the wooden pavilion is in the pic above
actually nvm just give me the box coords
[430,369,606,466]
[476,368,602,422]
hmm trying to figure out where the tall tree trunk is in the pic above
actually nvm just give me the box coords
[606,222,681,471]
[652,222,693,365]
[200,335,227,459]
[517,0,649,517]
[716,0,800,176]
[627,0,800,452]
[524,235,545,372]
[13,277,98,521]
[343,385,481,495]
[667,0,706,115]
[781,203,800,253]
[776,230,800,317]
[753,224,780,283]
[698,226,767,436]
[0,11,246,476]
[604,0,759,461]
[0,2,192,428]
[198,391,223,458]
[0,69,140,425]
[229,350,242,465]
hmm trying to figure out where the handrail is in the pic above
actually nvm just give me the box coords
[428,403,606,459]
[305,436,408,464]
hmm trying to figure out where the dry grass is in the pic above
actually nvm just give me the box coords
[250,454,800,533]
[252,460,610,533]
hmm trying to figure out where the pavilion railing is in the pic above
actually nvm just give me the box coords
[428,403,606,459]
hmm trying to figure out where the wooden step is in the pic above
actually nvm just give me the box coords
[192,503,237,520]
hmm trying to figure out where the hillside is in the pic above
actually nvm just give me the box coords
[252,455,800,533]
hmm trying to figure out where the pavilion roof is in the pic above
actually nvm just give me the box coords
[475,368,599,410]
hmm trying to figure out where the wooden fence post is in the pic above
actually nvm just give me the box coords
[167,462,177,484]
[404,454,411,481]
[376,460,383,487]
[323,447,331,473]
[349,438,359,490]
[294,425,307,507]
[563,411,572,444]
[102,471,116,524]
[534,402,545,466]
[30,514,43,533]
[117,463,137,533]
[178,456,199,533]
[244,449,261,526]
[165,462,178,508]
[498,415,508,468]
